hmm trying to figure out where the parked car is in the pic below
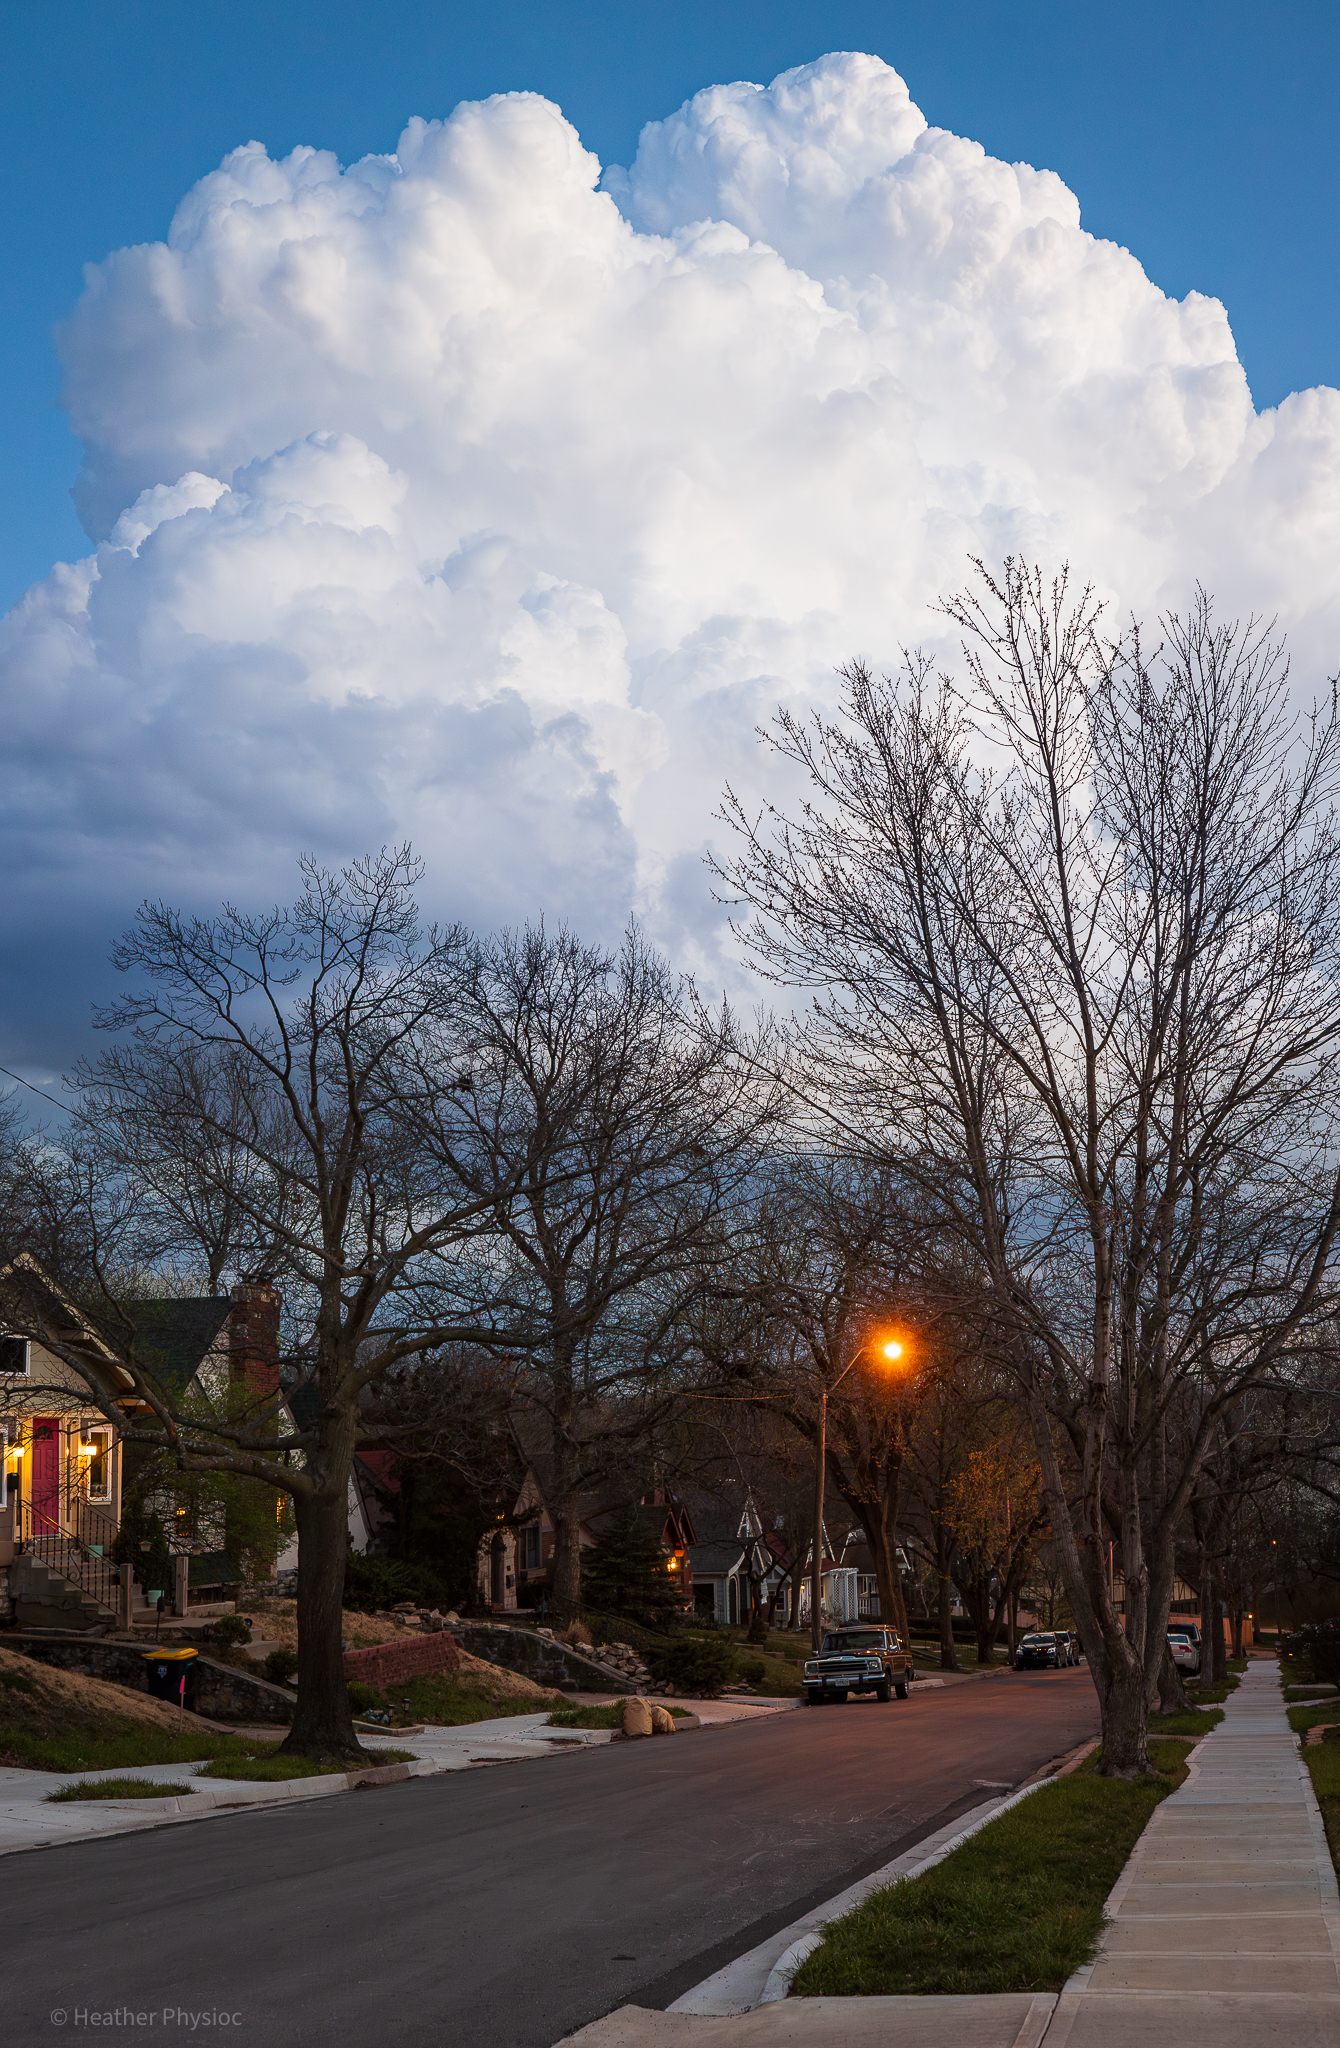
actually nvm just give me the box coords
[803,1627,914,1704]
[1016,1631,1066,1670]
[1167,1629,1201,1676]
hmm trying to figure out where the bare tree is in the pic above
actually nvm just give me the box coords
[419,921,776,1607]
[720,562,1340,1772]
[21,849,543,1760]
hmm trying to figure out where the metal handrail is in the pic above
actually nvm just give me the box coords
[14,1496,120,1615]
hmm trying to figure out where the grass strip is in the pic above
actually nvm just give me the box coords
[547,1702,691,1729]
[46,1777,197,1803]
[1303,1739,1340,1879]
[1286,1686,1340,1703]
[1149,1707,1224,1736]
[199,1745,417,1781]
[789,1737,1192,1998]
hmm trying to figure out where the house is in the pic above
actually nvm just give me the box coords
[0,1258,131,1615]
[681,1489,792,1626]
[0,1261,282,1627]
[792,1526,909,1628]
[504,1468,696,1618]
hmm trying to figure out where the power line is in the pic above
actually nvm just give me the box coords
[0,1065,71,1113]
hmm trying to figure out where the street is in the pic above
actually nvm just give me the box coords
[10,1668,1098,2048]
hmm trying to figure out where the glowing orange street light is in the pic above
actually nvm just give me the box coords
[809,1330,912,1653]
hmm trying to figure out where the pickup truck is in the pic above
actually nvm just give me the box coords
[803,1627,914,1704]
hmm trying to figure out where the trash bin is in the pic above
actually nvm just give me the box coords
[142,1647,197,1705]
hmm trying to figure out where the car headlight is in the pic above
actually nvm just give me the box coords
[804,1663,819,1676]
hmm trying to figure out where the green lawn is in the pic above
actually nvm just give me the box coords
[789,1737,1192,1998]
[1287,1701,1340,1738]
[0,1727,282,1775]
[351,1674,548,1728]
[47,1777,198,1802]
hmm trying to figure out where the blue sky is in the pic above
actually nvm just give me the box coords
[2,0,1338,616]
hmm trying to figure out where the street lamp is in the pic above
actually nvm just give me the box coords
[810,1334,908,1654]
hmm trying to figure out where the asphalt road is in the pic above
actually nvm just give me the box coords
[11,1668,1098,2048]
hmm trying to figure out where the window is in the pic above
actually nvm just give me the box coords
[519,1526,542,1572]
[0,1337,30,1377]
[80,1427,112,1503]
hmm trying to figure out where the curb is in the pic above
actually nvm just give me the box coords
[759,1770,1067,2002]
[1,1753,438,1853]
[671,1736,1099,2016]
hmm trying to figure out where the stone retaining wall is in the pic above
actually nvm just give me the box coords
[453,1624,628,1694]
[4,1633,295,1723]
[343,1632,461,1691]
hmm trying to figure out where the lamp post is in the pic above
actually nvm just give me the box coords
[810,1336,905,1655]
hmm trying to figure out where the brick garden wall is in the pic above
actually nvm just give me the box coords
[342,1631,462,1691]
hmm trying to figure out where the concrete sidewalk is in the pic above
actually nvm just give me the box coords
[558,1661,1340,2048]
[1045,1658,1340,2045]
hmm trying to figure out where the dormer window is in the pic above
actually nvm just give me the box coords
[0,1337,29,1377]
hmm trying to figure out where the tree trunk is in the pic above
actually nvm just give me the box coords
[551,1481,584,1607]
[937,1563,959,1672]
[746,1556,769,1642]
[1211,1604,1228,1683]
[1200,1555,1216,1685]
[1230,1604,1244,1659]
[281,1478,366,1762]
[1156,1638,1189,1714]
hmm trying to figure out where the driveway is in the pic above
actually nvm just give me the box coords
[9,1666,1098,2047]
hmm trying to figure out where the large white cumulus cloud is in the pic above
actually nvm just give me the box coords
[5,51,1340,1046]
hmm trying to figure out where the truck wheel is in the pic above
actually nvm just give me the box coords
[875,1681,891,1703]
[805,1691,822,1706]
[831,1689,848,1704]
[895,1675,910,1699]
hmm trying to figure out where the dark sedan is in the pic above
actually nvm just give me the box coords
[1015,1631,1067,1670]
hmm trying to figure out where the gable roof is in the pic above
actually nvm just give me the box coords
[119,1298,232,1397]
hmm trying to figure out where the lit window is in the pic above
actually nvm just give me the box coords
[80,1428,112,1502]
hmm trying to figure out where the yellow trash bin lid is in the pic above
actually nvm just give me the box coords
[141,1647,198,1661]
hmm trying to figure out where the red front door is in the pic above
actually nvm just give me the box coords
[31,1418,60,1536]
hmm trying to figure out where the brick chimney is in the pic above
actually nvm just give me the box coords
[227,1282,281,1408]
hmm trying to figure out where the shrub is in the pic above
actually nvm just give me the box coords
[645,1634,736,1697]
[558,1621,594,1648]
[264,1647,299,1686]
[1291,1623,1340,1686]
[341,1552,448,1613]
[209,1614,253,1649]
[347,1680,384,1715]
[738,1656,767,1686]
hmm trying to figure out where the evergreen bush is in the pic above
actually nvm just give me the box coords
[644,1634,736,1696]
[581,1504,686,1630]
[341,1552,449,1612]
